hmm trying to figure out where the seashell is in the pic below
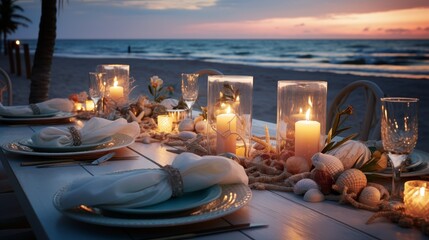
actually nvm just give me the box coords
[286,156,310,175]
[311,153,344,180]
[178,131,197,140]
[178,118,195,132]
[293,178,319,195]
[327,140,371,169]
[193,115,204,124]
[194,120,207,134]
[311,161,334,195]
[143,107,152,116]
[334,168,367,194]
[303,189,325,203]
[160,98,179,110]
[358,186,381,207]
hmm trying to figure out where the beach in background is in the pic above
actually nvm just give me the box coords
[1,39,428,150]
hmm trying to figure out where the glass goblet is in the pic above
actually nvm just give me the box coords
[88,72,105,114]
[181,73,199,119]
[381,97,419,201]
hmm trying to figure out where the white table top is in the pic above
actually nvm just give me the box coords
[0,119,426,240]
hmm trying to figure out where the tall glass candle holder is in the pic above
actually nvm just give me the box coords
[276,81,327,167]
[207,75,253,157]
[96,64,130,105]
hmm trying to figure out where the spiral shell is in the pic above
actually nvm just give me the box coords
[303,189,325,203]
[311,153,344,179]
[358,186,381,207]
[334,168,367,194]
[293,178,319,195]
[327,140,371,169]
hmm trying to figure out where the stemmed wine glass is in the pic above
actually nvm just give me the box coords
[88,72,105,114]
[381,97,419,201]
[181,73,199,119]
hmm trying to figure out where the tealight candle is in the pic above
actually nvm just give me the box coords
[85,100,95,111]
[109,77,124,101]
[216,106,236,154]
[74,102,83,111]
[404,180,429,218]
[295,109,320,167]
[157,115,172,133]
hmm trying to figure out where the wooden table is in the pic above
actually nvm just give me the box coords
[0,119,426,240]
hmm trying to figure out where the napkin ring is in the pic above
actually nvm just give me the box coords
[68,127,82,146]
[29,104,41,115]
[163,165,184,197]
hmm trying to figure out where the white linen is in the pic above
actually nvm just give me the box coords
[58,152,249,210]
[31,117,140,147]
[0,98,74,116]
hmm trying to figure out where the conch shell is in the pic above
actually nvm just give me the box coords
[327,140,371,169]
[311,153,344,180]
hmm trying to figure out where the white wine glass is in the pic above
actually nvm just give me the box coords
[181,73,199,119]
[88,72,105,114]
[381,97,419,201]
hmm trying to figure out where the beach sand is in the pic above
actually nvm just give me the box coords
[1,56,428,150]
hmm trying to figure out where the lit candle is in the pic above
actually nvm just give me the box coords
[74,102,83,111]
[85,100,95,111]
[404,180,429,218]
[295,109,321,167]
[109,77,124,101]
[216,106,236,154]
[157,115,172,133]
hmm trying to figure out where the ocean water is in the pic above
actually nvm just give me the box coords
[22,39,429,79]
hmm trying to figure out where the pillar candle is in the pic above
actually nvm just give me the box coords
[157,115,172,133]
[216,107,237,154]
[109,77,124,101]
[295,109,320,167]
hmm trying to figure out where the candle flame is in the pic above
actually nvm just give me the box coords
[308,97,313,108]
[236,95,240,102]
[305,109,311,120]
[420,187,425,196]
[226,106,231,114]
[113,77,118,87]
[299,108,303,114]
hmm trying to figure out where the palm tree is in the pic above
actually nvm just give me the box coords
[29,0,61,103]
[0,0,31,55]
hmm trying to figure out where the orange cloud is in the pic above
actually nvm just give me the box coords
[185,7,429,38]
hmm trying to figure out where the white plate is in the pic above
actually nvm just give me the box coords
[102,185,222,215]
[364,149,429,177]
[2,133,134,157]
[0,111,60,118]
[52,184,251,228]
[0,112,77,124]
[18,137,113,153]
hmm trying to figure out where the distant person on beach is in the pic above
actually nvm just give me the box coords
[128,45,131,53]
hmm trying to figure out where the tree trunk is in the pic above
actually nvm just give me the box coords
[29,0,57,103]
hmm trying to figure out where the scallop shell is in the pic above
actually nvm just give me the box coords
[334,169,367,194]
[327,140,371,169]
[358,186,381,207]
[293,178,319,195]
[311,153,344,179]
[303,189,325,203]
[178,118,195,132]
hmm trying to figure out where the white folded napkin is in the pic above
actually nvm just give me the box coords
[31,117,140,147]
[0,98,74,116]
[58,152,249,210]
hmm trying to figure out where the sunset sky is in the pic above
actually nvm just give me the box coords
[12,0,429,39]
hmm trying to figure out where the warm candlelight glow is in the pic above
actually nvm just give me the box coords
[216,105,237,154]
[295,108,321,167]
[404,180,429,218]
[85,100,95,111]
[109,76,124,102]
[157,115,172,133]
[74,102,83,111]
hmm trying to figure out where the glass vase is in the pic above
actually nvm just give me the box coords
[96,64,130,105]
[276,81,327,167]
[207,75,253,157]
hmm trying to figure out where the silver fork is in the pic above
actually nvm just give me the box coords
[37,152,116,168]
